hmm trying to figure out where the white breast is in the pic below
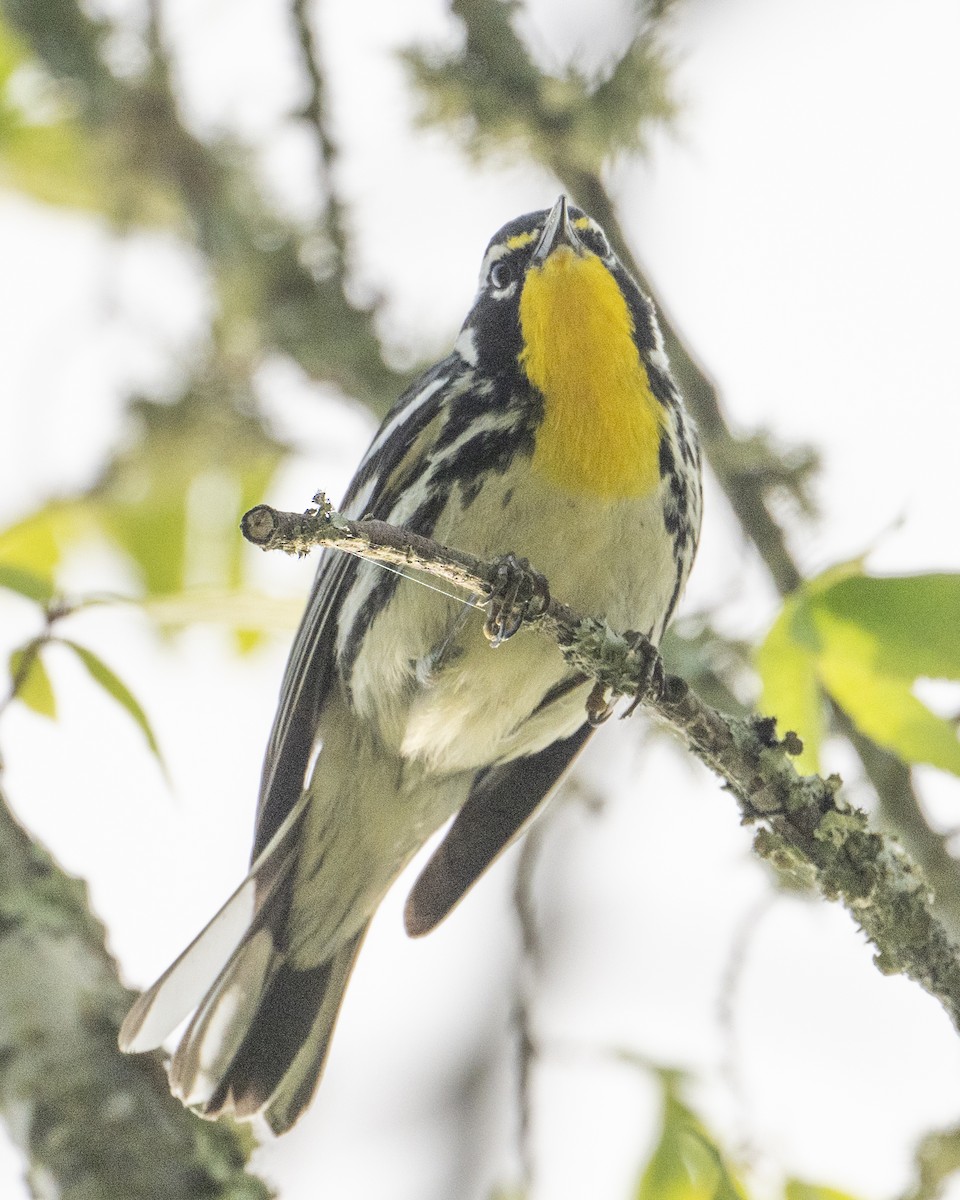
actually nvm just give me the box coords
[347,468,678,777]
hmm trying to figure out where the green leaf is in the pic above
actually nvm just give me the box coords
[61,639,165,770]
[635,1087,747,1200]
[755,595,824,772]
[0,563,55,605]
[785,1182,863,1200]
[812,573,960,681]
[0,500,94,577]
[9,642,56,718]
[756,571,960,776]
[815,632,960,774]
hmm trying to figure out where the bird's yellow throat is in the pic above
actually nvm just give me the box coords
[518,247,664,499]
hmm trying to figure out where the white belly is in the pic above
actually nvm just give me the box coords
[346,468,677,776]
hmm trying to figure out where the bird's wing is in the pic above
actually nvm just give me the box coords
[250,551,354,859]
[250,359,459,861]
[404,722,593,936]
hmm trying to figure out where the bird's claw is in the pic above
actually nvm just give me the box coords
[620,630,665,718]
[483,554,550,647]
[586,681,615,727]
[582,631,665,723]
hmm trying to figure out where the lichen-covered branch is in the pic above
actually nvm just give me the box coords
[0,789,272,1200]
[242,496,960,1033]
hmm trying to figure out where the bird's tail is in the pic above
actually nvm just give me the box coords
[119,794,368,1134]
[174,918,369,1134]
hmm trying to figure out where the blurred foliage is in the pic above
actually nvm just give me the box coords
[634,1075,746,1199]
[783,1185,861,1200]
[1,581,165,767]
[94,382,284,601]
[0,14,176,219]
[758,568,960,775]
[403,0,677,171]
[1,0,404,403]
[905,1121,960,1200]
[8,639,57,718]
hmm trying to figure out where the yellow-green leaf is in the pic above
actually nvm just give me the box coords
[9,642,56,718]
[0,500,98,577]
[785,1181,862,1200]
[0,563,55,605]
[756,570,960,776]
[755,596,824,773]
[635,1090,747,1200]
[61,639,165,770]
[812,573,960,681]
[816,639,960,775]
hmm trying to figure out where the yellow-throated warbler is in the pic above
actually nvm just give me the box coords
[120,196,703,1133]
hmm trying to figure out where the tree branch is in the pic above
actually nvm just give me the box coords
[289,0,348,265]
[242,496,960,1034]
[0,788,272,1199]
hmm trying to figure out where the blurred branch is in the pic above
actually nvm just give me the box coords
[0,786,271,1199]
[290,0,347,264]
[716,893,775,1163]
[1,0,403,411]
[511,820,544,1194]
[242,495,960,1034]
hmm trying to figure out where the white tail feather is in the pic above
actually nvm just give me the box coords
[118,794,309,1054]
[170,927,279,1105]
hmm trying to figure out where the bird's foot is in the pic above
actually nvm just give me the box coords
[483,554,551,647]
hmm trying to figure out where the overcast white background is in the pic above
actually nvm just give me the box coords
[2,1,960,1197]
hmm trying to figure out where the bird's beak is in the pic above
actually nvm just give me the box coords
[530,195,583,265]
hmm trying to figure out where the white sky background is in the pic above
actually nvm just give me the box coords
[2,0,960,1197]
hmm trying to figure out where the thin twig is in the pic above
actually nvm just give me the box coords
[716,892,776,1165]
[512,822,546,1194]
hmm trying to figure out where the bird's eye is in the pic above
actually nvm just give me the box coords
[489,261,512,289]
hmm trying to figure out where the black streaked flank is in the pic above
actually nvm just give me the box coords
[658,436,675,480]
[338,486,450,687]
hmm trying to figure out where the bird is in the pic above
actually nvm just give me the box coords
[119,195,703,1134]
